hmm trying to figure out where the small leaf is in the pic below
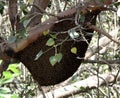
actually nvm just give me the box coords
[80,15,85,23]
[43,30,49,36]
[0,78,13,85]
[71,47,77,54]
[3,71,13,79]
[46,38,55,46]
[8,35,16,43]
[55,53,63,63]
[11,94,19,98]
[80,86,86,91]
[28,0,34,4]
[49,56,57,66]
[0,88,11,94]
[34,50,43,61]
[50,34,57,39]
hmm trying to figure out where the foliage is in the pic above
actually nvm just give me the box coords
[0,0,119,98]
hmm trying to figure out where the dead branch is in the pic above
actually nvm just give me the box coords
[87,23,120,45]
[8,0,17,32]
[83,59,120,64]
[85,28,119,59]
[27,0,50,27]
[37,72,120,98]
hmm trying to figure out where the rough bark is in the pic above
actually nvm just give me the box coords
[36,72,120,98]
[27,0,50,27]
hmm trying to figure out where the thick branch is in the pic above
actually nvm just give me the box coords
[10,4,114,53]
[0,1,115,60]
[8,0,17,32]
[87,23,120,45]
[37,72,120,98]
[27,0,50,27]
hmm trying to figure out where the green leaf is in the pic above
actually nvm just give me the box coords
[8,63,19,69]
[43,30,49,36]
[50,34,57,39]
[0,88,10,94]
[49,53,63,66]
[46,38,55,46]
[71,47,77,54]
[49,56,57,66]
[0,93,12,98]
[8,64,20,76]
[0,78,13,85]
[80,15,85,23]
[3,71,13,79]
[34,50,43,61]
[80,86,86,91]
[18,29,26,37]
[8,35,16,43]
[55,53,63,63]
[11,94,19,98]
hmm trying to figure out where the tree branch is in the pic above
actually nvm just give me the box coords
[83,59,120,64]
[27,0,50,27]
[36,72,120,98]
[0,0,115,62]
[85,28,119,59]
[87,23,120,45]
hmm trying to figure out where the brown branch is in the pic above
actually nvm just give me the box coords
[27,0,50,27]
[83,59,120,64]
[85,28,119,59]
[10,4,114,53]
[35,72,120,98]
[0,0,115,60]
[87,23,120,45]
[8,0,17,32]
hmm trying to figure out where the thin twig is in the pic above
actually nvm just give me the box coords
[87,23,120,45]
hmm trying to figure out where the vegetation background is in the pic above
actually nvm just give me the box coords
[0,0,119,98]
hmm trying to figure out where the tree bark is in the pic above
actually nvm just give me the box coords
[37,72,120,98]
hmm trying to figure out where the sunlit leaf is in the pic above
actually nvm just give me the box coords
[49,56,57,66]
[0,88,10,94]
[71,47,77,54]
[55,53,63,63]
[3,71,13,79]
[50,34,57,39]
[46,38,55,46]
[28,0,34,4]
[11,94,19,98]
[8,63,20,75]
[0,78,13,85]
